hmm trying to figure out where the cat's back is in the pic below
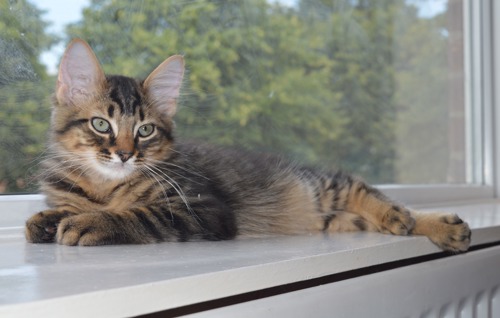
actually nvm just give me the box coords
[172,141,302,187]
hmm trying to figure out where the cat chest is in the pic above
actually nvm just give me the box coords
[94,181,150,211]
[45,179,151,212]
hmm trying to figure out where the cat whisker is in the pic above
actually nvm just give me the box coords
[146,158,210,180]
[42,160,92,186]
[143,163,202,225]
[35,151,95,186]
[35,159,81,180]
[143,159,206,185]
[138,167,174,221]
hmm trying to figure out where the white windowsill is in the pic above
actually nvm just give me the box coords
[1,196,500,317]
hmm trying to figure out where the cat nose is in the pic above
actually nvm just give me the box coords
[116,150,134,163]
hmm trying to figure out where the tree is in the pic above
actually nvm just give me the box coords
[0,0,57,192]
[0,0,457,192]
[299,0,461,183]
[67,0,344,167]
[297,0,402,182]
[394,7,459,183]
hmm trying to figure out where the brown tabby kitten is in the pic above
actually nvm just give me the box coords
[25,39,471,252]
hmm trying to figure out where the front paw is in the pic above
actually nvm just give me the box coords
[25,210,73,243]
[56,213,140,246]
[57,213,109,246]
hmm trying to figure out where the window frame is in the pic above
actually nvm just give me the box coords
[379,0,499,206]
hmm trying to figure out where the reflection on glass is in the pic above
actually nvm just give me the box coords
[0,0,465,193]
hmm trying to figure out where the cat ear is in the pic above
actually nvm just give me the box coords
[56,39,106,106]
[144,55,184,117]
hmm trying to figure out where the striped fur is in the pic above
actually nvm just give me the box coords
[25,39,471,252]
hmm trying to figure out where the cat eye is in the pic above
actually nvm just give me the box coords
[91,117,111,133]
[138,124,155,137]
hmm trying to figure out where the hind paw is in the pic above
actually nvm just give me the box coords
[380,206,416,236]
[431,214,471,252]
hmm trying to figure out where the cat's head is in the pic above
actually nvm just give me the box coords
[50,39,184,181]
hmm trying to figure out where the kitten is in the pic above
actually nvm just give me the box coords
[25,39,470,252]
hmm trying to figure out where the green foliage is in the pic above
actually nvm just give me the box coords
[392,7,454,183]
[0,0,457,192]
[67,0,414,182]
[0,0,57,192]
[0,0,57,82]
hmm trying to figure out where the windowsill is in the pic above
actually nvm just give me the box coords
[1,198,500,317]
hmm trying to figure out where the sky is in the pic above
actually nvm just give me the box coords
[35,0,447,75]
[36,0,89,74]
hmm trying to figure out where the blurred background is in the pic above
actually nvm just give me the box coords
[0,0,466,193]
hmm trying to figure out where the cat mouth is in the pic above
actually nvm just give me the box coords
[93,159,136,180]
[109,162,131,169]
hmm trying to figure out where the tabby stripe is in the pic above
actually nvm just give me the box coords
[102,211,121,228]
[353,217,367,231]
[132,98,141,116]
[137,183,158,201]
[356,182,382,199]
[134,134,140,149]
[165,187,180,198]
[109,86,125,114]
[312,187,323,213]
[108,105,115,118]
[101,213,135,244]
[159,207,190,242]
[158,207,175,223]
[322,214,337,231]
[56,118,89,135]
[151,186,181,202]
[156,126,173,141]
[47,178,103,204]
[100,148,111,155]
[331,191,341,211]
[109,133,117,146]
[108,76,143,116]
[140,136,161,148]
[356,182,367,194]
[131,209,163,241]
[172,215,191,242]
[110,182,127,196]
[149,207,170,228]
[91,135,106,147]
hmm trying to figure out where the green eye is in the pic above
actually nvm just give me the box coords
[138,124,155,137]
[91,117,111,133]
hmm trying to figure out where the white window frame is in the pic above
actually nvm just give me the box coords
[380,0,499,207]
[0,0,499,210]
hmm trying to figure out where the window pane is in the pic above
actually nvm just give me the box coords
[0,0,467,194]
[394,0,466,184]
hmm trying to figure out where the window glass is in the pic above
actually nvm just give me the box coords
[0,0,466,194]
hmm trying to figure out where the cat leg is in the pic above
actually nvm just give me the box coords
[319,173,415,236]
[323,212,378,233]
[56,208,174,246]
[344,182,470,251]
[56,198,237,246]
[322,209,470,252]
[323,174,470,252]
[25,209,77,243]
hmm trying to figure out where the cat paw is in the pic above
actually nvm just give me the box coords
[56,213,142,246]
[380,206,416,235]
[57,213,111,246]
[427,214,471,252]
[25,210,73,243]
